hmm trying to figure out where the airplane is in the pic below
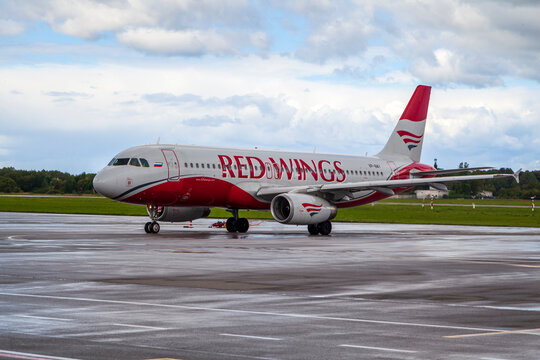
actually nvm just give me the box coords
[92,85,520,235]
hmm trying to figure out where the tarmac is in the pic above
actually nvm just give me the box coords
[1,212,539,360]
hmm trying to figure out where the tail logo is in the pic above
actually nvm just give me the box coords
[302,203,322,216]
[397,130,423,150]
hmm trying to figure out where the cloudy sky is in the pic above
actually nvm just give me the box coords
[1,0,539,174]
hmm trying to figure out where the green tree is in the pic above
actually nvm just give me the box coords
[0,176,22,193]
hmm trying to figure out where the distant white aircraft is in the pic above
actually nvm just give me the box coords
[93,85,520,235]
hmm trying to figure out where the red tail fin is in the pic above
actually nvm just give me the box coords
[377,85,431,162]
[400,85,431,122]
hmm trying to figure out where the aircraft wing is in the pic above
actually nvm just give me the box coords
[256,169,521,198]
[410,166,494,176]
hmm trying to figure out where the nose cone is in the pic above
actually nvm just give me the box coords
[93,169,118,199]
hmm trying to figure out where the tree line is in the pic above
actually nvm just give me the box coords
[0,166,538,199]
[0,167,95,194]
[446,168,539,199]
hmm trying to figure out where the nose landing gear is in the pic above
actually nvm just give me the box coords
[144,221,160,234]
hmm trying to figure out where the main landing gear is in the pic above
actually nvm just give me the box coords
[226,209,249,233]
[145,221,160,234]
[307,221,332,236]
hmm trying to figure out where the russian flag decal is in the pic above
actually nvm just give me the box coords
[154,162,163,167]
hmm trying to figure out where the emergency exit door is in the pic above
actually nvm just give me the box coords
[161,149,180,181]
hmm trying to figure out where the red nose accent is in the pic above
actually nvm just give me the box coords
[400,85,431,122]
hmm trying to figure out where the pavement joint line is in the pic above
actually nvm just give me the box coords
[0,350,81,360]
[444,327,540,338]
[339,344,417,353]
[0,292,504,333]
[220,333,282,341]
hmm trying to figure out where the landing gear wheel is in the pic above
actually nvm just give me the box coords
[144,222,152,233]
[236,218,249,233]
[307,224,319,235]
[226,217,237,233]
[150,221,160,234]
[317,221,332,236]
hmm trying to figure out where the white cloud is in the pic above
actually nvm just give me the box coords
[0,0,259,41]
[0,19,25,37]
[0,1,539,172]
[1,59,538,172]
[117,28,236,56]
[410,48,504,88]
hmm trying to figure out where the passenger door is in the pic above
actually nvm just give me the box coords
[161,149,180,181]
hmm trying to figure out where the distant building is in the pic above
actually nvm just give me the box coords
[415,186,449,199]
[478,190,494,198]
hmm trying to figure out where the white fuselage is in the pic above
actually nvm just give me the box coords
[93,144,424,210]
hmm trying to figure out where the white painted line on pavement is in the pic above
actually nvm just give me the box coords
[16,315,72,322]
[0,349,80,360]
[339,344,417,353]
[0,292,505,333]
[220,333,281,341]
[113,323,169,331]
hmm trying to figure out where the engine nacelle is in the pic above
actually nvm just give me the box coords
[147,205,211,222]
[270,193,337,225]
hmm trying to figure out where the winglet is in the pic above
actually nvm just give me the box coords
[513,168,521,184]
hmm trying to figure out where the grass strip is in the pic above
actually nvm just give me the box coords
[0,196,538,227]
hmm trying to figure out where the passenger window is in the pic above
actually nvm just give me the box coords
[140,158,149,167]
[196,163,199,168]
[113,158,129,166]
[213,164,216,169]
[218,164,221,169]
[201,164,204,168]
[184,163,188,167]
[190,163,193,168]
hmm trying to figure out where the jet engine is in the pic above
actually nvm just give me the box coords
[270,193,337,225]
[147,205,211,222]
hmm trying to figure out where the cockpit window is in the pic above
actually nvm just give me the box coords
[129,158,141,167]
[112,158,130,166]
[139,158,150,167]
[107,158,116,166]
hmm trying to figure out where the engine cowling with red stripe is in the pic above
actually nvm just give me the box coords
[270,193,337,225]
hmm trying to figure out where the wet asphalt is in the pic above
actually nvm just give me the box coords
[1,212,539,360]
